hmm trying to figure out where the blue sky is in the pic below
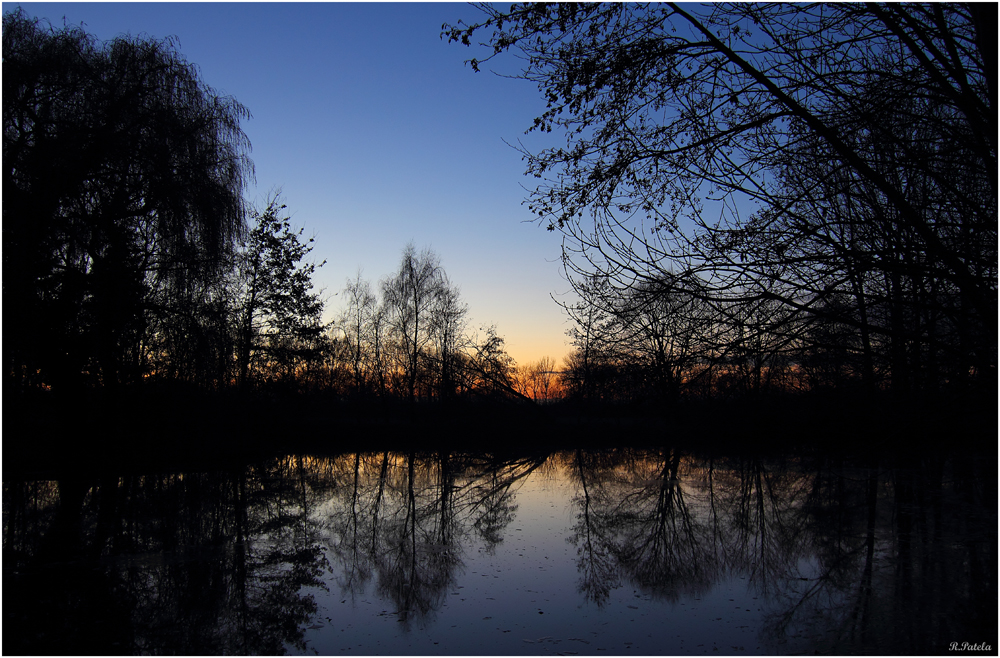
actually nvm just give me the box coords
[7,2,573,366]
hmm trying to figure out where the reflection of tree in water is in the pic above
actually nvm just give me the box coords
[613,449,717,599]
[1,450,564,650]
[566,449,622,605]
[233,456,330,653]
[567,448,720,604]
[563,447,995,653]
[322,452,375,597]
[706,455,811,595]
[564,449,825,609]
[3,461,330,655]
[313,449,545,625]
[8,447,988,653]
[757,453,997,654]
[466,453,540,552]
[4,477,133,654]
[371,451,460,624]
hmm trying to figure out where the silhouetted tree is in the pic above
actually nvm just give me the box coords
[4,9,252,392]
[428,277,469,401]
[381,243,447,403]
[469,324,528,401]
[558,276,613,402]
[522,356,557,402]
[331,243,523,404]
[340,270,379,396]
[231,196,326,389]
[446,3,996,399]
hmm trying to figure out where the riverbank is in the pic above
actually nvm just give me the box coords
[4,387,995,478]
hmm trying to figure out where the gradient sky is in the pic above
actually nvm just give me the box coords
[7,2,575,367]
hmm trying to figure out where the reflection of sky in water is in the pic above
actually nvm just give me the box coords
[5,450,991,655]
[301,457,769,655]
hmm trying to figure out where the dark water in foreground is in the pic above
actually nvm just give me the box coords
[3,447,996,655]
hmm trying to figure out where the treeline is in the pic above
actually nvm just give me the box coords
[2,9,337,398]
[450,4,997,409]
[332,244,535,404]
[555,269,987,406]
[2,10,536,406]
[7,6,995,423]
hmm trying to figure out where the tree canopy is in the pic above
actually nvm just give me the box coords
[333,244,526,404]
[4,8,253,391]
[231,196,327,390]
[447,3,997,399]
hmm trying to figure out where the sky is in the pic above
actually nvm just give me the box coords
[6,2,575,367]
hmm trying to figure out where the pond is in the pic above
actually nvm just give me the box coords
[3,447,995,655]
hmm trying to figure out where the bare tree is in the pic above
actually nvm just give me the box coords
[381,243,446,403]
[524,356,557,402]
[428,277,469,401]
[340,270,378,396]
[446,3,996,398]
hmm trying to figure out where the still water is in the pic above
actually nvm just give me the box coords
[3,448,995,655]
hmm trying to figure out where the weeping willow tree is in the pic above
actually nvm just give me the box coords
[4,8,253,392]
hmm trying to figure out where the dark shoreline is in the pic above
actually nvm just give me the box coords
[4,388,995,479]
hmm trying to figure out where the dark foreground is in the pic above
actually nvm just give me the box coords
[4,387,995,475]
[3,395,997,655]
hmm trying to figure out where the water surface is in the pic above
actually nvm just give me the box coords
[4,448,995,654]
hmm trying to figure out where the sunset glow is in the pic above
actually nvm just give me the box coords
[6,4,994,652]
